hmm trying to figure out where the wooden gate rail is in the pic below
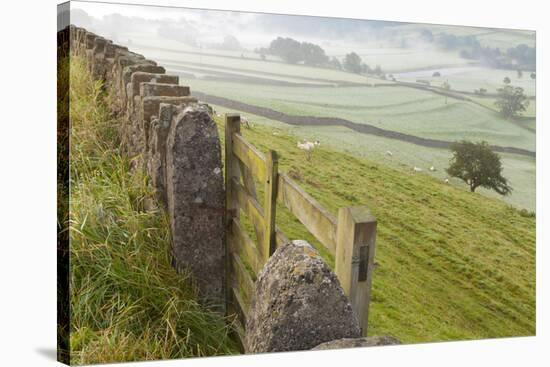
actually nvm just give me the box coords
[224,113,376,338]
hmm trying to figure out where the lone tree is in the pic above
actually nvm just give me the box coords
[503,76,511,84]
[446,140,512,195]
[517,69,523,78]
[343,52,362,74]
[495,85,529,119]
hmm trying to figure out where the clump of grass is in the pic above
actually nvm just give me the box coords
[68,56,238,364]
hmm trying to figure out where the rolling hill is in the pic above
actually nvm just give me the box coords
[213,115,536,343]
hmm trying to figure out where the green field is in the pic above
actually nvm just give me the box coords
[213,114,535,343]
[357,49,472,73]
[131,44,383,84]
[211,104,536,211]
[129,23,536,212]
[395,66,536,96]
[184,79,535,153]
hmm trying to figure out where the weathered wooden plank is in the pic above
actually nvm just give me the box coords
[232,177,265,245]
[232,315,246,349]
[335,206,377,336]
[262,150,279,261]
[229,289,247,349]
[230,252,255,306]
[238,160,263,245]
[226,286,247,352]
[224,114,241,316]
[232,133,266,182]
[238,160,258,198]
[230,286,249,323]
[277,173,338,254]
[229,218,264,276]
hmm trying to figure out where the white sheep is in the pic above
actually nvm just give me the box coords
[241,115,251,128]
[430,166,436,171]
[386,150,393,157]
[444,178,449,184]
[413,166,423,172]
[297,140,316,160]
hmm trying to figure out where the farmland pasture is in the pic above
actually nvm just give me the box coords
[395,66,536,96]
[131,44,384,84]
[162,62,332,86]
[129,28,535,212]
[182,78,535,152]
[209,104,536,211]
[356,48,473,73]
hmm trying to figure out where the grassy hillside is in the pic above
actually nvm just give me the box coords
[185,79,535,211]
[210,105,535,211]
[68,56,238,364]
[213,114,536,343]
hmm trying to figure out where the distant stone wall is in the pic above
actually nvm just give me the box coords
[70,25,225,309]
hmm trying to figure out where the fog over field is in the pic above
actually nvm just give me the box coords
[70,1,536,210]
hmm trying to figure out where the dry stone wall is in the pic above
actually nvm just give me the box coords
[71,25,225,309]
[68,25,399,352]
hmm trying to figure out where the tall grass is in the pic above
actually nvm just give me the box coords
[68,56,238,364]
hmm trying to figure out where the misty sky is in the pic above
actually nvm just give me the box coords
[68,1,431,52]
[66,0,535,59]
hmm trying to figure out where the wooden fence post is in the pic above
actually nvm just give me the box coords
[335,206,377,336]
[224,114,241,316]
[263,150,278,261]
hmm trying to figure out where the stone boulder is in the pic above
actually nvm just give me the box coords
[312,336,401,350]
[245,240,361,353]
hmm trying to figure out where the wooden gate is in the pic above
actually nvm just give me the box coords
[224,113,377,340]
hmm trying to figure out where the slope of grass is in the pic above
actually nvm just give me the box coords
[213,114,536,344]
[68,56,239,364]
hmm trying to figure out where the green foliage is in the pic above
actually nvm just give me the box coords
[218,35,242,51]
[503,76,511,84]
[447,140,512,195]
[516,69,523,78]
[329,56,342,70]
[69,56,238,364]
[343,52,362,74]
[262,37,329,66]
[495,85,529,119]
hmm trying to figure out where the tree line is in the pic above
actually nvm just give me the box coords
[256,37,384,76]
[420,30,535,70]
